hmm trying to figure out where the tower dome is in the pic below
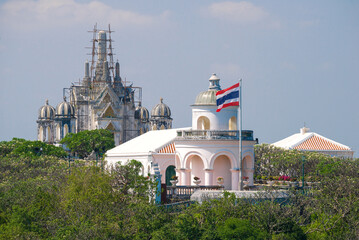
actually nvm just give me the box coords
[38,99,55,120]
[56,97,75,118]
[194,73,221,106]
[151,98,171,118]
[135,102,149,122]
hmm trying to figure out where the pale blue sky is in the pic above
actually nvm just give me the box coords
[0,0,358,156]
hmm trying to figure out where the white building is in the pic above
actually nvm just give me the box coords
[272,127,354,158]
[106,74,257,190]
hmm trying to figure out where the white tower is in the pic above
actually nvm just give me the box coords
[191,73,238,131]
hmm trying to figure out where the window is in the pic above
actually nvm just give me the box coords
[197,116,210,130]
[229,116,237,130]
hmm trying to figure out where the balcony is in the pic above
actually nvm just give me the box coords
[176,130,254,141]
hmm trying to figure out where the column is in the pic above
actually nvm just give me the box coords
[179,168,190,185]
[248,168,254,186]
[230,168,240,190]
[204,169,214,186]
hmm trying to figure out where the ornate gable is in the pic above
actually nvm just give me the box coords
[94,86,119,107]
[105,121,116,131]
[99,104,117,118]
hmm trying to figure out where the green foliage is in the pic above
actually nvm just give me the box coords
[254,143,346,179]
[1,142,358,239]
[0,138,67,158]
[60,129,115,158]
[217,218,267,240]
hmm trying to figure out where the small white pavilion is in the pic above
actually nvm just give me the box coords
[272,127,354,158]
[106,74,257,190]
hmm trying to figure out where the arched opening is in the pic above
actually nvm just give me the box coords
[140,128,144,135]
[187,155,205,186]
[197,116,210,130]
[213,155,232,190]
[152,125,157,131]
[39,126,44,141]
[242,156,252,179]
[147,165,151,175]
[64,124,69,137]
[165,165,176,186]
[47,126,51,142]
[229,116,237,130]
[160,125,165,130]
[56,124,61,141]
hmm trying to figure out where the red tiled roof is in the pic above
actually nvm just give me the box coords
[294,135,350,151]
[157,142,176,154]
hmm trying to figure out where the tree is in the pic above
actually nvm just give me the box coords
[0,138,67,158]
[60,129,115,158]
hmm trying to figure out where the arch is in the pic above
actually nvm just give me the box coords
[209,150,236,169]
[64,124,69,137]
[213,155,232,190]
[152,125,157,131]
[242,155,254,186]
[160,125,165,130]
[165,165,176,186]
[197,116,210,130]
[175,155,181,169]
[242,155,252,172]
[183,151,208,169]
[56,124,61,141]
[186,155,205,186]
[229,116,237,130]
[47,126,51,142]
[39,126,44,141]
[147,165,151,175]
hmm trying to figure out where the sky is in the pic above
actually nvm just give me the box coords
[0,0,358,156]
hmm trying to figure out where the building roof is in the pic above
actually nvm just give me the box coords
[193,73,221,106]
[106,128,188,156]
[272,127,352,152]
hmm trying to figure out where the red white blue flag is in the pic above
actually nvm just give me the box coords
[216,82,240,112]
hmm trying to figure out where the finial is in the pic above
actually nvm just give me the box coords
[138,101,142,107]
[63,96,67,102]
[45,99,49,105]
[160,97,163,103]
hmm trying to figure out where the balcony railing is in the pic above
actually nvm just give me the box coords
[176,130,254,141]
[166,185,224,203]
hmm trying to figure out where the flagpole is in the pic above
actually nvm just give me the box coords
[239,79,243,190]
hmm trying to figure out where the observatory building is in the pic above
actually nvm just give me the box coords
[37,27,172,146]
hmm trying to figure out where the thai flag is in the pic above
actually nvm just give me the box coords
[216,82,240,112]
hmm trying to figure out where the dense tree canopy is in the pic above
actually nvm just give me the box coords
[60,129,115,158]
[0,139,358,239]
[254,143,346,179]
[0,138,67,159]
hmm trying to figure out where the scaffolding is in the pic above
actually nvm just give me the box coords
[61,24,145,144]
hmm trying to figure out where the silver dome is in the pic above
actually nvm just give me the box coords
[193,73,221,106]
[135,102,149,122]
[56,97,75,118]
[38,99,55,119]
[151,98,171,118]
